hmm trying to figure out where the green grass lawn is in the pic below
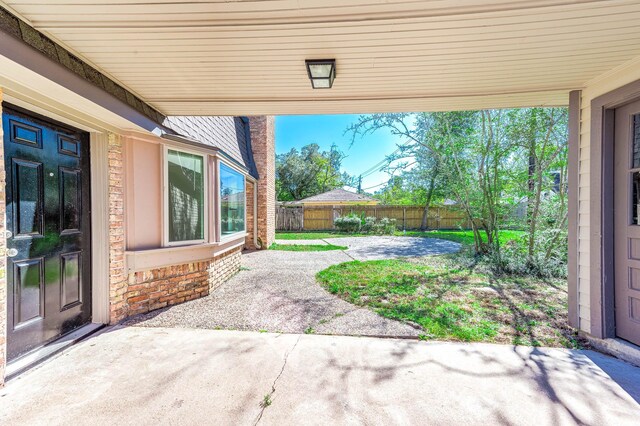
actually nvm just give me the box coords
[269,243,348,252]
[276,229,525,246]
[275,232,351,240]
[399,230,525,246]
[316,256,578,348]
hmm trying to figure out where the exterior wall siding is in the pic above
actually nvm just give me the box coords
[577,58,640,335]
[124,137,162,251]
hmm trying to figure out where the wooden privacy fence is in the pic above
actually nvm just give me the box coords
[276,205,472,231]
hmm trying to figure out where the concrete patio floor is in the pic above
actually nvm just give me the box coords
[122,237,459,336]
[1,326,638,425]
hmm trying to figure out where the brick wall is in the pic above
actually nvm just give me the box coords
[248,116,276,248]
[0,91,6,385]
[108,133,128,324]
[124,246,241,316]
[245,180,255,249]
[208,246,242,290]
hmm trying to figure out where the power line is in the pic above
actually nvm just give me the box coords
[361,181,387,191]
[356,146,403,178]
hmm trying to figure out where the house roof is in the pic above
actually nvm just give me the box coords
[163,116,258,179]
[298,189,376,204]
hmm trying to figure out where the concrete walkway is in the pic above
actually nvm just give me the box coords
[123,249,422,336]
[1,327,639,425]
[123,237,459,336]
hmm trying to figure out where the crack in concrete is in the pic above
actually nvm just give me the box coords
[254,335,301,425]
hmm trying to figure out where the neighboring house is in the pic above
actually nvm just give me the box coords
[297,188,378,206]
[1,1,640,383]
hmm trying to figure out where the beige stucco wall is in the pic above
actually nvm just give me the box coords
[577,57,640,333]
[124,136,162,251]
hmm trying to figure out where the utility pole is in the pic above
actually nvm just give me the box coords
[357,175,362,193]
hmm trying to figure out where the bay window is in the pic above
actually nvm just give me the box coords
[219,162,245,236]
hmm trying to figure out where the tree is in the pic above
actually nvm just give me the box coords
[504,108,569,266]
[347,108,569,265]
[373,175,429,205]
[276,143,353,201]
[348,112,473,231]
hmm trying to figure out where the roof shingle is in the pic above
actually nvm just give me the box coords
[163,115,258,178]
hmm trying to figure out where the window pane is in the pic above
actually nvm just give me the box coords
[633,172,640,225]
[634,114,640,169]
[220,163,245,235]
[167,149,204,242]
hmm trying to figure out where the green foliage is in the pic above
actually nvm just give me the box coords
[401,230,525,246]
[261,394,272,408]
[373,176,430,205]
[276,143,354,201]
[334,214,362,233]
[334,214,397,235]
[377,217,397,235]
[361,216,377,232]
[348,108,569,274]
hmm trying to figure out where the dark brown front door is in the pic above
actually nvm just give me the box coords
[3,104,91,361]
[614,100,640,346]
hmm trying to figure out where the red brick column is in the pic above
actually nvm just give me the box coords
[245,180,256,249]
[248,116,276,249]
[0,90,7,385]
[108,133,127,323]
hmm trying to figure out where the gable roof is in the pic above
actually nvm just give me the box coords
[298,188,376,204]
[163,115,258,179]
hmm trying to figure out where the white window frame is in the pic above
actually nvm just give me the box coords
[218,159,247,240]
[163,145,209,247]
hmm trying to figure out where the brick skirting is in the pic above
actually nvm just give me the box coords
[123,246,242,317]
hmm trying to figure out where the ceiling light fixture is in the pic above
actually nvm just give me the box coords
[305,59,336,89]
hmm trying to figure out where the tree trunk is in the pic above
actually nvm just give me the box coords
[420,165,439,230]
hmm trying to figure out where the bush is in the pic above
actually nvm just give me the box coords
[377,217,397,235]
[361,216,377,233]
[481,233,567,279]
[334,214,361,233]
[334,215,397,235]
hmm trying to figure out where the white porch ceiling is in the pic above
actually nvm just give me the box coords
[4,0,640,115]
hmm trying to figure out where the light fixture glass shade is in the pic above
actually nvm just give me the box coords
[305,59,336,89]
[311,79,331,89]
[308,63,333,78]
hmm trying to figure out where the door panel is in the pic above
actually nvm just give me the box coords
[614,101,640,346]
[13,159,44,237]
[3,105,92,361]
[13,258,44,327]
[60,252,82,310]
[60,167,82,234]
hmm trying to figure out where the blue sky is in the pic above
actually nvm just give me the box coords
[275,114,406,191]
